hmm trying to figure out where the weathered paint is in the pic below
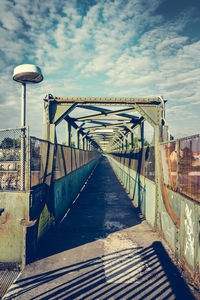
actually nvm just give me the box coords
[160,202,176,250]
[0,192,29,268]
[37,204,55,240]
[184,202,195,267]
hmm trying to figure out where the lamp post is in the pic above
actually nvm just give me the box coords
[13,64,43,190]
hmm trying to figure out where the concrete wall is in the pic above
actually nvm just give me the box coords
[0,192,29,269]
[53,158,98,222]
[159,189,200,276]
[107,155,200,281]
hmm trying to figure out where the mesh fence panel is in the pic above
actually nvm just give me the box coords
[71,148,78,171]
[143,146,155,181]
[160,141,177,190]
[29,137,100,187]
[45,143,54,186]
[161,135,200,202]
[110,146,155,182]
[54,145,65,180]
[63,147,72,174]
[79,149,85,168]
[30,137,49,187]
[0,128,23,191]
[179,135,200,201]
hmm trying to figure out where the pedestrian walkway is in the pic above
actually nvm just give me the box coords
[3,157,196,299]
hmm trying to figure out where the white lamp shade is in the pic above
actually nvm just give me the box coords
[13,64,43,84]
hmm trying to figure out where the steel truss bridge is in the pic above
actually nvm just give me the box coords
[0,95,199,298]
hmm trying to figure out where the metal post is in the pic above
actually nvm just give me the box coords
[121,137,124,151]
[66,122,71,146]
[131,132,134,150]
[75,129,80,149]
[20,83,26,191]
[21,83,26,127]
[125,137,128,151]
[141,122,144,148]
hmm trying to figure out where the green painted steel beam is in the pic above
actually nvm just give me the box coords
[45,96,162,105]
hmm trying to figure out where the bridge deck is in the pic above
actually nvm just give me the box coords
[3,157,196,299]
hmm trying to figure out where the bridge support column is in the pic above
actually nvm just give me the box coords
[121,137,124,151]
[154,124,162,230]
[125,137,128,151]
[138,123,144,148]
[82,137,85,150]
[86,138,89,150]
[75,130,80,149]
[66,122,71,146]
[42,123,56,144]
[131,132,134,150]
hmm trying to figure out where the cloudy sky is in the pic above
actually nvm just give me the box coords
[0,0,200,139]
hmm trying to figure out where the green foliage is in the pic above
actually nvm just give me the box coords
[71,141,76,148]
[1,137,20,149]
[144,139,150,146]
[61,141,76,148]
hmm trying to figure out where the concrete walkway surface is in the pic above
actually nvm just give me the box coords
[3,157,198,299]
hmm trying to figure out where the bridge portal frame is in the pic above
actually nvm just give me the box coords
[42,95,169,148]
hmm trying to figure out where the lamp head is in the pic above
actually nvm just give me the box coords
[13,64,43,84]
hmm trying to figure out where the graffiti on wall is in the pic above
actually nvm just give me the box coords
[184,203,194,261]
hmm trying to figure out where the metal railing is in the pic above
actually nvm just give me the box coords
[30,137,100,188]
[109,146,155,182]
[0,130,100,191]
[110,133,200,203]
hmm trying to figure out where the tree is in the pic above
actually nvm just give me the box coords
[1,137,20,149]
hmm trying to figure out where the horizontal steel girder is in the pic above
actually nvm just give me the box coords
[43,95,164,151]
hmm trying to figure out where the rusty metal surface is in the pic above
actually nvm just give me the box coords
[46,96,162,105]
[0,192,29,268]
[161,134,200,203]
[161,141,178,191]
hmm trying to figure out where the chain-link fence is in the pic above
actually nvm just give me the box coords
[0,128,28,191]
[110,146,155,182]
[30,137,50,187]
[30,137,100,188]
[161,134,200,202]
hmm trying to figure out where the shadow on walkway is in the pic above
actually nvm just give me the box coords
[3,157,196,299]
[37,156,142,259]
[4,242,194,299]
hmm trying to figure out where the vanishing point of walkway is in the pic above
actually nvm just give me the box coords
[3,157,196,299]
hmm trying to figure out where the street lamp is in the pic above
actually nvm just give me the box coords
[13,64,43,190]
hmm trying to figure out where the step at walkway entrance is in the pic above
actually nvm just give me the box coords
[3,157,196,299]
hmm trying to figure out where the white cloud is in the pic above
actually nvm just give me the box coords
[0,0,199,138]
